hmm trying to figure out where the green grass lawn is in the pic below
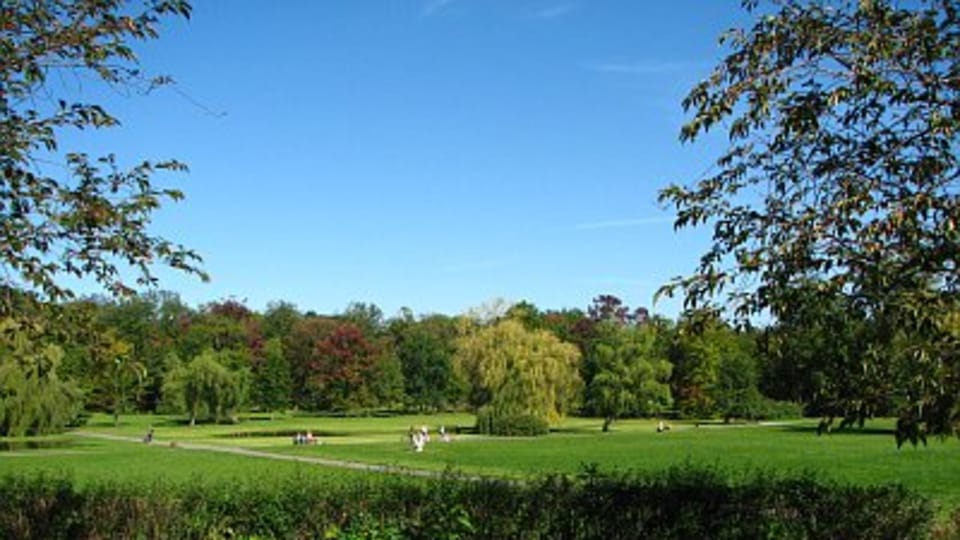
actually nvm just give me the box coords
[2,412,958,513]
[278,416,960,510]
[0,436,369,487]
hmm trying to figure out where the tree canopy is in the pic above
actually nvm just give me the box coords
[454,319,582,424]
[163,349,248,425]
[587,322,673,431]
[1,0,205,435]
[1,0,204,311]
[659,0,959,441]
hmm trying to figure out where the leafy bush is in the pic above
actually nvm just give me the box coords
[475,408,549,436]
[0,466,937,539]
[753,399,805,421]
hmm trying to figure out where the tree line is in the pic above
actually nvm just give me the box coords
[8,290,928,436]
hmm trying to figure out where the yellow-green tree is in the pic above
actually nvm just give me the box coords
[0,319,83,436]
[90,331,145,427]
[163,350,249,425]
[455,319,581,425]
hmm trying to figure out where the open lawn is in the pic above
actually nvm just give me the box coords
[0,433,371,488]
[2,413,958,513]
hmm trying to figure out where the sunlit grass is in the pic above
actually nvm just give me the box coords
[2,413,958,513]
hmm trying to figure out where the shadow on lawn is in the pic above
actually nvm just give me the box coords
[770,423,896,437]
[0,440,71,451]
[549,425,607,435]
[0,438,98,452]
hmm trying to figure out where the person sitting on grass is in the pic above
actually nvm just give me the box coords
[144,427,154,444]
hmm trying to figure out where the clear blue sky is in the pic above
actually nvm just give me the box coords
[68,0,750,318]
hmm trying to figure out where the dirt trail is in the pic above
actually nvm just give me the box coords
[70,431,463,480]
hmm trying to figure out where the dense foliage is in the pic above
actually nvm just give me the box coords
[586,321,672,431]
[0,0,204,307]
[0,292,831,434]
[0,319,82,436]
[0,0,203,435]
[455,319,582,427]
[659,0,960,441]
[475,409,550,436]
[0,467,934,539]
[162,350,248,425]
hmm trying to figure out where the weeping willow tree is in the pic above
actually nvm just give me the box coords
[163,350,249,425]
[455,319,582,433]
[0,319,83,436]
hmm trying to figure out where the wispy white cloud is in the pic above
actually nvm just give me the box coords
[529,3,576,19]
[585,60,706,75]
[571,217,674,231]
[422,0,458,16]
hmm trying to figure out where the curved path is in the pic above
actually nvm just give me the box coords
[69,431,483,481]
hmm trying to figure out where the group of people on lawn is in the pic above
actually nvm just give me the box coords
[408,425,450,452]
[292,430,319,445]
[287,425,450,450]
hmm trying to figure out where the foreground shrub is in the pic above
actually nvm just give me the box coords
[0,466,936,539]
[931,506,960,540]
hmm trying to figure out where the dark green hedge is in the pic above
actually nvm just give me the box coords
[475,408,550,436]
[0,466,934,539]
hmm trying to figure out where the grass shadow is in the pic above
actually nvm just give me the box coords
[550,425,605,435]
[771,423,896,436]
[0,438,98,452]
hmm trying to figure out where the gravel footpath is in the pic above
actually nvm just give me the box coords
[70,430,462,479]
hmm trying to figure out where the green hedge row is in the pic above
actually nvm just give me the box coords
[475,408,550,436]
[0,466,934,539]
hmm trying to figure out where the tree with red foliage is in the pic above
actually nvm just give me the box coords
[286,318,401,411]
[309,323,378,410]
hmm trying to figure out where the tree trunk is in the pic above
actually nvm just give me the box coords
[602,416,613,432]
